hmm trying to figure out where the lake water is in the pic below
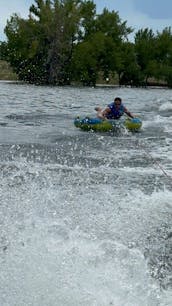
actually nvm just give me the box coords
[0,81,172,306]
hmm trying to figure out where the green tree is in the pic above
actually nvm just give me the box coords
[72,8,133,85]
[116,42,141,86]
[134,28,156,84]
[28,0,84,84]
[95,8,132,43]
[0,41,8,60]
[44,0,84,84]
[4,12,49,83]
[78,0,96,40]
[154,27,172,86]
[4,0,94,84]
[71,40,97,86]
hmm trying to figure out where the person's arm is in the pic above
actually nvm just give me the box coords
[101,107,111,118]
[97,111,104,119]
[124,107,134,118]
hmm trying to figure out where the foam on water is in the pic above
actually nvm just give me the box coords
[0,157,172,305]
[0,222,162,306]
[159,101,172,111]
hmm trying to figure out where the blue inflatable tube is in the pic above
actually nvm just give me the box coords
[74,116,142,132]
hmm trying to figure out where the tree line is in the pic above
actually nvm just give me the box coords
[0,0,172,87]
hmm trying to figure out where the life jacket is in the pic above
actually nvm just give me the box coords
[106,102,125,119]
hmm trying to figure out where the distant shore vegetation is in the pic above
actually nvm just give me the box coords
[0,0,172,87]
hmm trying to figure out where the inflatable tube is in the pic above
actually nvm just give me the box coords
[124,118,142,131]
[74,117,142,132]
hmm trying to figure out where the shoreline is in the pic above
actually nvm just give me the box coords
[0,79,170,89]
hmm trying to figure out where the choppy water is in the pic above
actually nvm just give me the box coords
[0,81,172,306]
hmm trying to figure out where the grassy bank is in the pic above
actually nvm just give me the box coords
[0,60,17,80]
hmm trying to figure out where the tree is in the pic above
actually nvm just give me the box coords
[44,0,83,84]
[71,8,133,85]
[0,41,8,60]
[154,27,172,86]
[3,0,101,85]
[134,27,172,87]
[4,0,92,84]
[4,12,48,83]
[95,8,132,43]
[116,42,141,86]
[134,28,156,84]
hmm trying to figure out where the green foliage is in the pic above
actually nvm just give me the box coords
[2,0,172,86]
[0,41,7,60]
[71,7,133,85]
[79,0,96,39]
[95,8,132,43]
[71,40,97,85]
[134,28,156,80]
[134,27,172,86]
[117,42,142,86]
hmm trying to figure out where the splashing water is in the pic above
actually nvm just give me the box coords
[0,83,172,305]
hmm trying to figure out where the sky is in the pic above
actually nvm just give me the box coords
[0,0,172,41]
